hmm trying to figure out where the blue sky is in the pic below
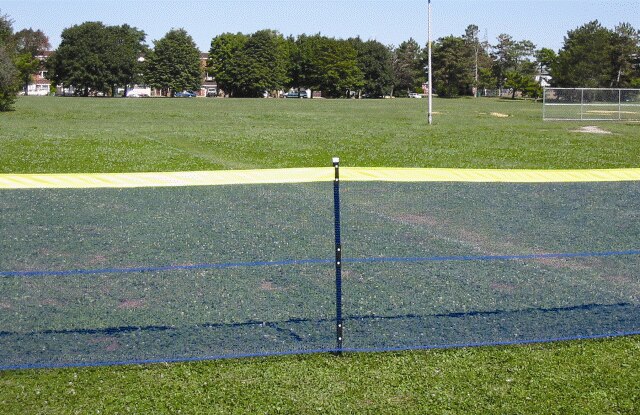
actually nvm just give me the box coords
[2,1,639,52]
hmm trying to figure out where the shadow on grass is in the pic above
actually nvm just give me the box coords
[2,301,639,370]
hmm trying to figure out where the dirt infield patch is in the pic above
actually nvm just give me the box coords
[570,126,612,134]
[586,110,638,115]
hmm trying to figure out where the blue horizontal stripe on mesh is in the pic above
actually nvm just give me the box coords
[0,258,334,278]
[2,249,640,278]
[345,249,640,264]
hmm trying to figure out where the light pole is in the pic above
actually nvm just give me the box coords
[427,0,433,125]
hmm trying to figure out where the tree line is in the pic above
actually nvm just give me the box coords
[1,9,639,110]
[1,10,50,110]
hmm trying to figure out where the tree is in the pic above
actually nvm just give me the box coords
[48,22,110,96]
[144,29,201,97]
[286,34,303,92]
[13,53,40,95]
[535,48,557,76]
[290,34,362,98]
[463,25,480,96]
[0,46,17,110]
[104,25,147,96]
[349,37,394,97]
[490,34,536,98]
[0,10,17,111]
[611,23,640,87]
[48,22,146,96]
[492,34,536,92]
[313,36,363,97]
[392,38,423,96]
[208,32,248,97]
[432,35,474,97]
[0,10,13,46]
[235,29,289,97]
[461,24,494,96]
[552,20,615,87]
[505,63,541,99]
[13,28,50,95]
[289,33,321,92]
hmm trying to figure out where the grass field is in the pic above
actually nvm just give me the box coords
[1,96,640,414]
[1,96,640,173]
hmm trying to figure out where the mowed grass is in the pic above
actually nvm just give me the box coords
[1,96,640,414]
[1,96,639,173]
[2,338,639,414]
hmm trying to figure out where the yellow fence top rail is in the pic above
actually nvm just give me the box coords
[1,167,640,189]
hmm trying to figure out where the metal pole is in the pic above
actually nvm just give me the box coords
[332,157,343,354]
[619,89,622,121]
[428,0,433,125]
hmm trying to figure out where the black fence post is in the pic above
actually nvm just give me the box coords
[333,157,344,354]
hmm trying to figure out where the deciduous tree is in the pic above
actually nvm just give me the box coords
[349,37,393,98]
[289,34,362,98]
[145,29,201,96]
[0,10,17,110]
[236,29,289,97]
[13,28,50,95]
[208,32,248,97]
[104,25,147,96]
[48,22,146,96]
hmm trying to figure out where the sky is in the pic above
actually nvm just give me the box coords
[2,0,639,52]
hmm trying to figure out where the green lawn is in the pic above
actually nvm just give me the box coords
[1,96,639,414]
[1,96,639,173]
[2,338,639,414]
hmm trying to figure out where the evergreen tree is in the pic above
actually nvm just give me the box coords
[535,48,557,75]
[392,38,423,96]
[432,35,474,97]
[611,23,640,87]
[463,25,481,95]
[552,20,615,87]
[492,34,536,91]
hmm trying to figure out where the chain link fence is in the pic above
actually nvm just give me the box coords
[543,88,640,121]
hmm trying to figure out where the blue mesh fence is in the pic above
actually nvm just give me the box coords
[341,181,640,350]
[1,177,640,369]
[0,184,336,369]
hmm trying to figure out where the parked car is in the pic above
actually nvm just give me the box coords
[175,90,197,98]
[284,91,308,98]
[408,92,423,99]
